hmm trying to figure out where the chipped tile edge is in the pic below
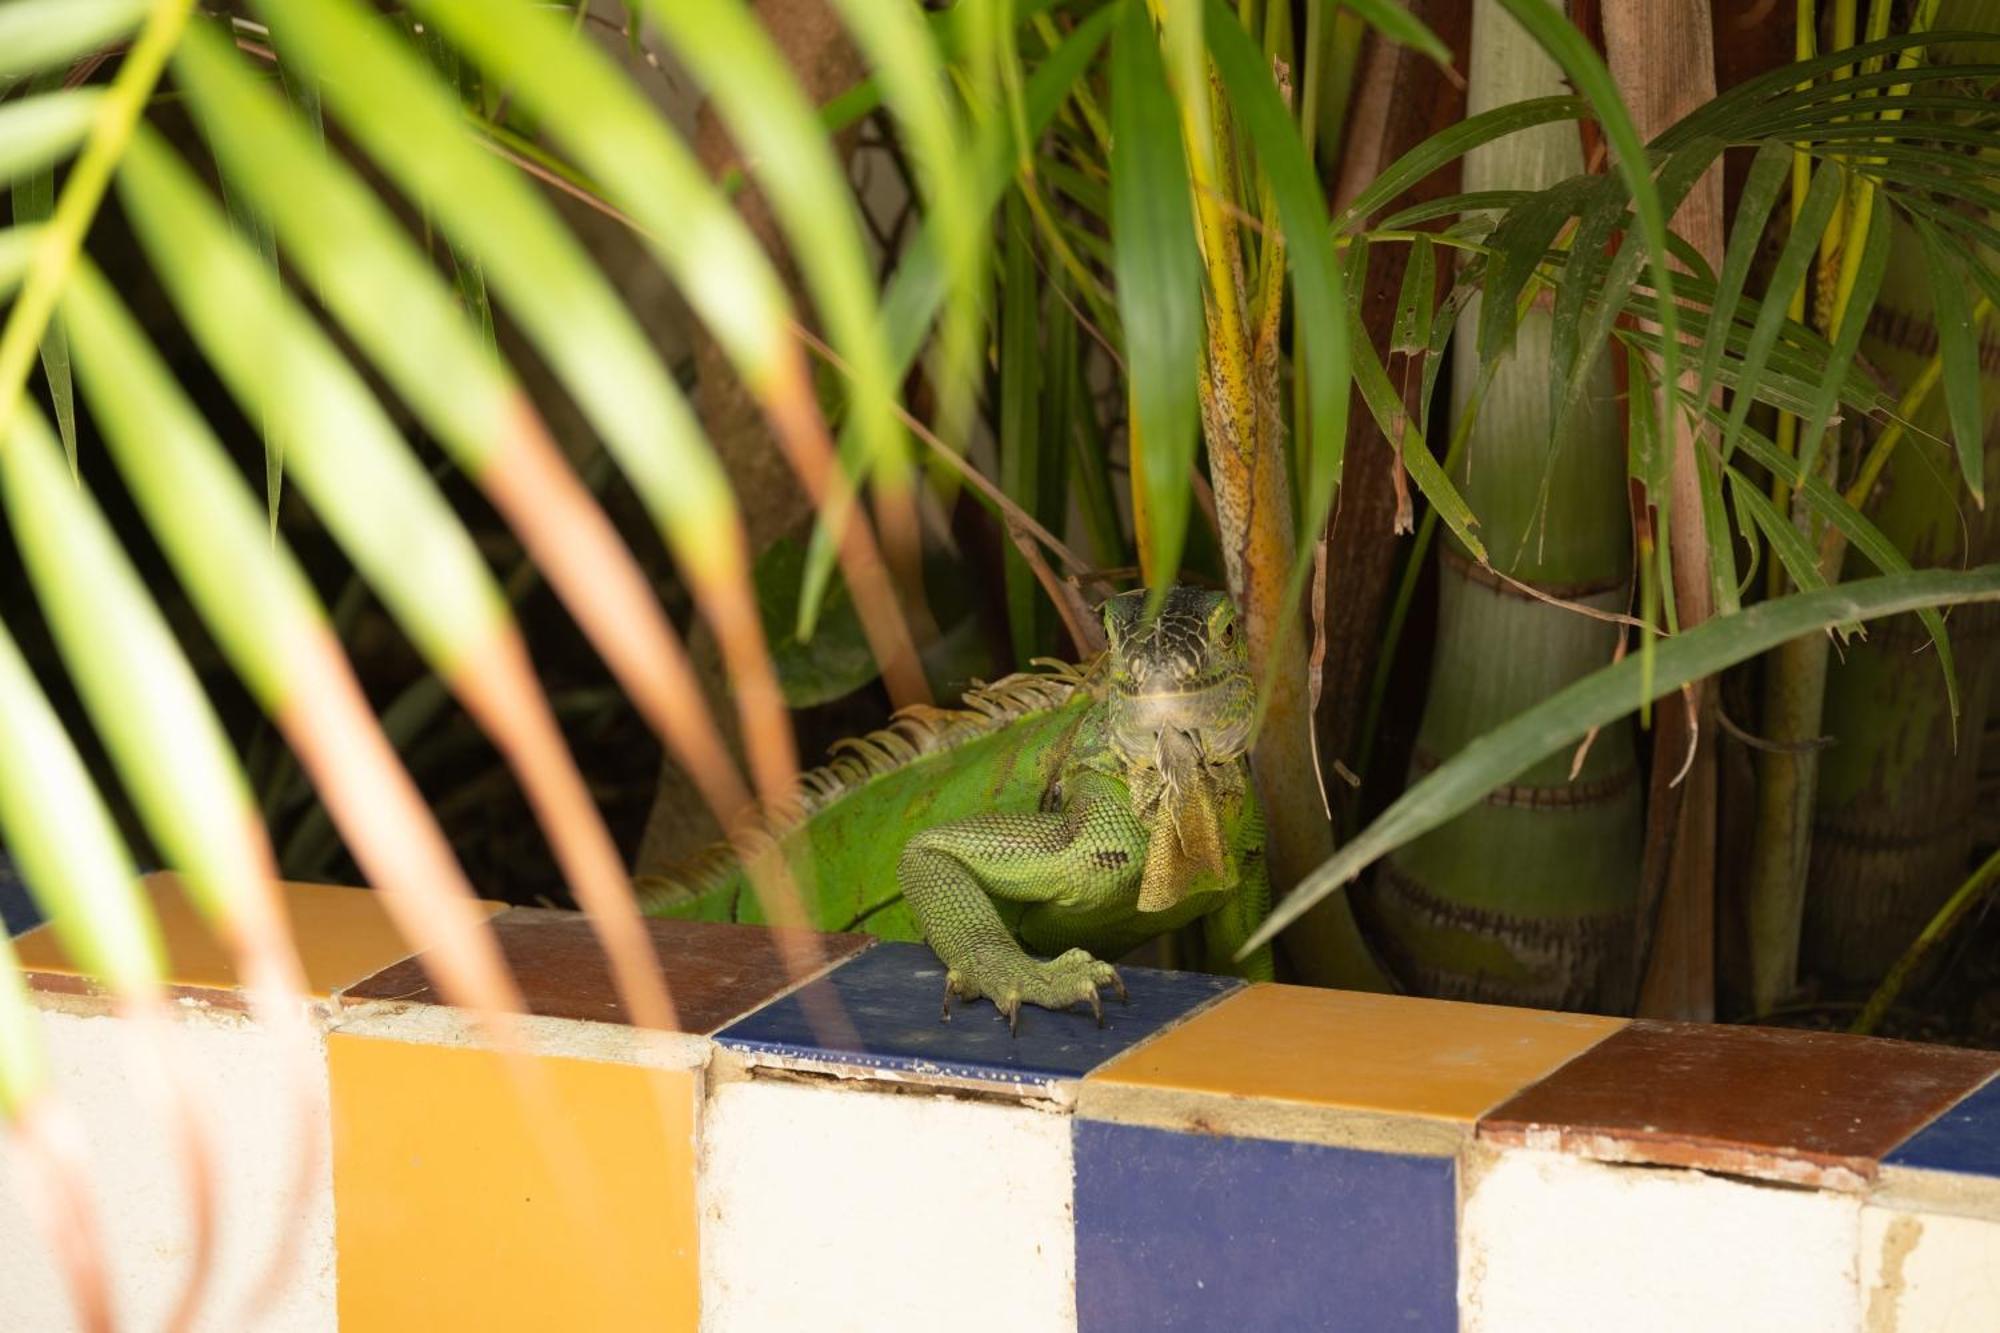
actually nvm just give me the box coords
[1871,1161,2000,1223]
[19,970,340,1022]
[329,1000,712,1074]
[707,1043,1078,1111]
[1477,1120,1875,1193]
[713,1037,1078,1106]
[1073,1079,1467,1157]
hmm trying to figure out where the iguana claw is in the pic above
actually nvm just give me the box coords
[937,949,1122,1036]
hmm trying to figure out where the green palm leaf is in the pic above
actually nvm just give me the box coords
[0,0,148,81]
[1246,565,2000,956]
[0,88,98,184]
[60,258,532,1034]
[1109,0,1202,589]
[254,0,799,819]
[171,20,759,835]
[639,0,910,522]
[118,124,683,1029]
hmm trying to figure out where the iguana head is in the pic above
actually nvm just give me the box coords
[1101,586,1254,880]
[1100,586,1254,765]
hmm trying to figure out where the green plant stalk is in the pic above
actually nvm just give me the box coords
[1852,842,2000,1034]
[1744,0,1968,1016]
[1364,0,1643,1011]
[1746,625,1836,1014]
[0,0,193,447]
[1828,0,1937,335]
[1746,0,1865,1018]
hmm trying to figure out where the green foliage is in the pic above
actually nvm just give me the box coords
[1108,0,1202,590]
[755,537,877,710]
[0,0,1996,1184]
[1247,566,2000,958]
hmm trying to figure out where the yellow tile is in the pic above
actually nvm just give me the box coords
[12,871,502,998]
[1090,983,1624,1129]
[328,1031,699,1332]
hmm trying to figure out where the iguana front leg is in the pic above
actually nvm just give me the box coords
[900,794,1146,1032]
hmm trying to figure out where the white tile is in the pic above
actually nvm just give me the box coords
[1862,1205,2000,1332]
[0,1003,334,1332]
[701,1077,1075,1333]
[1462,1147,1861,1333]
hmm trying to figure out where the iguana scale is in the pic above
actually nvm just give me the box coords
[638,587,1274,1028]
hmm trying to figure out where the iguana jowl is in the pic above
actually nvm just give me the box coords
[639,587,1274,1028]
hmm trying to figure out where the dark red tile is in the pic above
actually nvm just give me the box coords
[340,907,871,1035]
[1479,1020,2000,1190]
[20,970,255,1014]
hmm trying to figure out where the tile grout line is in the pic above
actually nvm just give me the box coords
[692,932,880,1038]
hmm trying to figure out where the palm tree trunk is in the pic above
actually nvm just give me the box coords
[1754,0,2000,1005]
[1603,0,1724,1022]
[1362,0,1644,1010]
[1804,213,2000,986]
[1180,26,1389,991]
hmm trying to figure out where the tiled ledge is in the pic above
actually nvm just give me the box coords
[1,875,1996,1331]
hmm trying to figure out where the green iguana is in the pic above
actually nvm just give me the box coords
[638,586,1274,1029]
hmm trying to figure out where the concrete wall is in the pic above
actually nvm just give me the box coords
[1,875,1997,1330]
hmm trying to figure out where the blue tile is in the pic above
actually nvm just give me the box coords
[714,941,1240,1090]
[1074,1120,1457,1332]
[0,855,44,937]
[1886,1073,2000,1178]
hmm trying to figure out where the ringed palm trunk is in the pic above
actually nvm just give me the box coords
[1804,213,2000,987]
[1361,0,1644,1010]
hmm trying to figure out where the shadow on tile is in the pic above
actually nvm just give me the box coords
[343,907,870,1035]
[0,855,43,937]
[14,872,470,999]
[329,1030,699,1330]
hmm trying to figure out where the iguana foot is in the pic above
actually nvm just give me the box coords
[943,949,1123,1036]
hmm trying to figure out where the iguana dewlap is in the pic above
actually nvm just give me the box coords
[639,587,1274,1029]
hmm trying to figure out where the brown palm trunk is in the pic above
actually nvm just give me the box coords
[1804,215,2000,986]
